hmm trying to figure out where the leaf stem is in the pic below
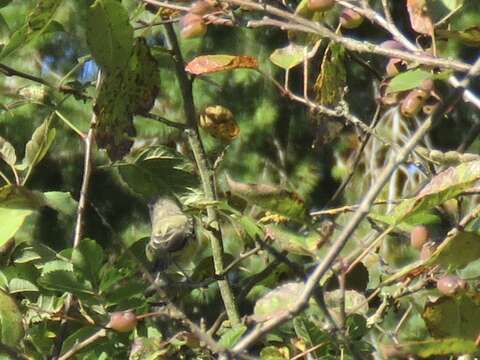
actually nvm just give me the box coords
[163,23,240,325]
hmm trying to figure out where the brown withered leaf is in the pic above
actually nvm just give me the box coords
[406,0,434,36]
[185,55,258,75]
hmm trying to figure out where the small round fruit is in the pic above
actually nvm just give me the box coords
[180,13,207,39]
[419,79,434,94]
[340,8,364,29]
[109,311,137,333]
[410,225,429,250]
[437,275,467,296]
[308,0,335,12]
[190,0,213,15]
[401,89,429,118]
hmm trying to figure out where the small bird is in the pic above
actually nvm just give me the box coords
[146,197,194,270]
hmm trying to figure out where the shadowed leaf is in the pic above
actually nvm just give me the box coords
[0,290,24,347]
[423,293,480,339]
[227,176,308,222]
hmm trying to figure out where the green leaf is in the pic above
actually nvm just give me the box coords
[71,239,103,285]
[427,231,480,269]
[293,317,329,358]
[0,290,24,347]
[422,293,480,339]
[265,224,322,257]
[0,0,63,59]
[253,282,304,322]
[269,44,305,70]
[8,277,38,293]
[23,116,56,169]
[387,69,433,93]
[0,207,33,248]
[114,146,197,198]
[392,160,480,223]
[324,289,368,323]
[0,1,12,8]
[39,269,93,296]
[0,185,45,209]
[259,346,290,359]
[94,38,159,160]
[43,191,77,215]
[227,176,308,222]
[86,0,133,72]
[218,325,247,348]
[0,136,16,167]
[384,338,479,357]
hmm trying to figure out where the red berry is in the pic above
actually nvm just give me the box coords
[180,13,207,39]
[340,8,364,29]
[190,0,213,15]
[307,0,335,12]
[410,225,429,250]
[109,311,137,333]
[437,275,467,296]
[401,89,430,118]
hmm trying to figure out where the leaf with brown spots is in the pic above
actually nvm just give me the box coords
[185,55,258,75]
[406,0,434,36]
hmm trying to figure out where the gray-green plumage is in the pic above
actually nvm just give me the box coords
[146,197,193,267]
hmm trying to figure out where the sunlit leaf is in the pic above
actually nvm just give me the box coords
[428,231,480,269]
[218,325,247,348]
[253,282,304,322]
[8,278,38,293]
[0,136,15,167]
[387,69,433,93]
[86,0,133,72]
[185,54,258,75]
[0,290,24,347]
[392,160,480,223]
[23,116,56,170]
[423,293,480,339]
[324,289,368,323]
[0,208,33,248]
[0,0,63,59]
[269,44,305,70]
[42,191,77,216]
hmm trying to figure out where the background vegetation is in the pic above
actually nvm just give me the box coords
[0,0,479,359]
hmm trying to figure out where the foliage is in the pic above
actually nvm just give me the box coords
[0,0,479,359]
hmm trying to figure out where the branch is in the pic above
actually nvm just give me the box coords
[223,0,472,72]
[50,72,101,360]
[0,63,90,101]
[162,23,240,325]
[57,329,107,360]
[231,55,480,357]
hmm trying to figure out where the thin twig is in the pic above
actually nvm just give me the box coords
[162,22,240,325]
[57,329,107,360]
[50,73,101,360]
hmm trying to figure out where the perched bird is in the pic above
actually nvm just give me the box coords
[146,197,194,270]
